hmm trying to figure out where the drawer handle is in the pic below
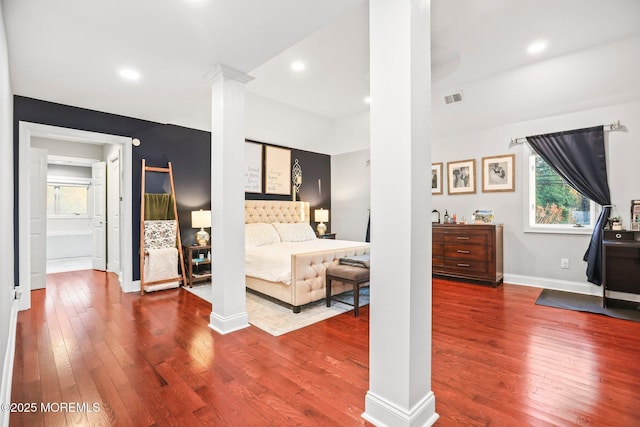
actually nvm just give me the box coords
[457,250,470,254]
[457,263,470,267]
[456,236,470,240]
[616,233,622,239]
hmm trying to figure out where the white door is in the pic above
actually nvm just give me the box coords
[30,148,48,290]
[92,162,107,271]
[107,154,121,274]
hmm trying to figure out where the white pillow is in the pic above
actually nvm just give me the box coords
[272,222,317,242]
[245,223,281,247]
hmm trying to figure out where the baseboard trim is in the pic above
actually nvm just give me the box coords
[124,279,141,294]
[362,390,438,427]
[504,273,602,296]
[209,311,250,335]
[1,300,19,427]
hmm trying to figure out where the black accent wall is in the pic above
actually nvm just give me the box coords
[13,96,331,284]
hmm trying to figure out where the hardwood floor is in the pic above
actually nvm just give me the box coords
[10,272,640,426]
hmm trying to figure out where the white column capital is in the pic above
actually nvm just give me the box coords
[204,64,255,85]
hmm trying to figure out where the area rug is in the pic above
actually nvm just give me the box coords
[184,283,369,336]
[535,289,640,322]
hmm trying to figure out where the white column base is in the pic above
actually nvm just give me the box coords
[362,391,438,427]
[209,311,250,335]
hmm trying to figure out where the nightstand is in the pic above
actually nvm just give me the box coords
[317,233,336,240]
[182,244,212,287]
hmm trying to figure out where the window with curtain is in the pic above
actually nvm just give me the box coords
[525,147,598,233]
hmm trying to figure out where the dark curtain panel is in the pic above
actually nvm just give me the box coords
[365,213,370,243]
[526,125,610,285]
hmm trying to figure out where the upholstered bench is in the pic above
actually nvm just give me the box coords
[325,264,370,316]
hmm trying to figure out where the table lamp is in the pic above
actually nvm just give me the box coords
[191,209,211,246]
[315,208,329,235]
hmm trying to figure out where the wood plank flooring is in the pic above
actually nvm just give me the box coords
[10,272,640,426]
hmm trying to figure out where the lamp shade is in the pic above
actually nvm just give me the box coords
[191,209,211,229]
[314,209,329,223]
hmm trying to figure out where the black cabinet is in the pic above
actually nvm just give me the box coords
[602,231,640,307]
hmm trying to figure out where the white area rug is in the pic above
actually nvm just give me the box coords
[184,283,369,336]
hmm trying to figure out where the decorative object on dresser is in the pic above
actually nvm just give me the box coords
[601,230,640,308]
[447,159,476,195]
[191,209,211,246]
[482,154,515,192]
[431,162,443,195]
[315,208,329,235]
[432,223,504,287]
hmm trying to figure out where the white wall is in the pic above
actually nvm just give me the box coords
[331,149,370,241]
[31,136,104,159]
[0,4,16,425]
[245,93,334,153]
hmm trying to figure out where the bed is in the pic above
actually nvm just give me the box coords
[245,200,370,313]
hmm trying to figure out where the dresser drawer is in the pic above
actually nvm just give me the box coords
[444,243,488,262]
[444,259,488,273]
[443,231,489,246]
[603,230,635,240]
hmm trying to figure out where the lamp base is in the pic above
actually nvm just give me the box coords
[317,222,327,236]
[195,228,210,246]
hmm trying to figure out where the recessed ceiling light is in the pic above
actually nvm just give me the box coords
[291,61,306,72]
[119,68,141,81]
[364,96,371,104]
[527,41,547,55]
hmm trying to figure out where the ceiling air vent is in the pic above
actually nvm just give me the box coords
[444,91,463,105]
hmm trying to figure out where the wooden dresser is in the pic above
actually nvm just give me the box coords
[432,223,504,287]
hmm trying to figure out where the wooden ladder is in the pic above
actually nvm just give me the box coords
[139,159,187,295]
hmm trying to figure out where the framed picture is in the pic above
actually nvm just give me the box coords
[265,145,291,195]
[431,162,443,195]
[482,154,515,192]
[244,141,263,193]
[447,159,476,195]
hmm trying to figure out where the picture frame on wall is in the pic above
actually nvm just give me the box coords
[482,154,515,192]
[447,159,476,195]
[244,141,263,193]
[431,162,443,195]
[265,145,292,195]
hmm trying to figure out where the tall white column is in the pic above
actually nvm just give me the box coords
[363,1,437,426]
[208,64,253,334]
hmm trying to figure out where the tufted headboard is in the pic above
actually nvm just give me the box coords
[245,200,310,224]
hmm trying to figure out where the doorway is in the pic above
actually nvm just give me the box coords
[18,122,134,311]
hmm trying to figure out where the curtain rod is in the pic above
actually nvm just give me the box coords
[510,121,622,145]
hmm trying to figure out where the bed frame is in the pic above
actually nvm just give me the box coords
[245,200,370,313]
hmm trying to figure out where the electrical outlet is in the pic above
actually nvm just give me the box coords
[561,258,570,269]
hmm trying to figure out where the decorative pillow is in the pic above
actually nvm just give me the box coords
[245,223,281,247]
[144,220,177,249]
[272,222,317,242]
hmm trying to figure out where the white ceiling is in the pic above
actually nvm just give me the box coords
[4,0,640,151]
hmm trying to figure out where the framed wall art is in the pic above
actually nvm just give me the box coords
[482,154,515,192]
[431,162,443,195]
[447,159,476,195]
[265,145,291,195]
[244,141,263,193]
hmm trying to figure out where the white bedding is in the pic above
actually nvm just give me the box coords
[245,239,368,285]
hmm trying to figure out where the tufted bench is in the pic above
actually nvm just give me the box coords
[325,264,370,317]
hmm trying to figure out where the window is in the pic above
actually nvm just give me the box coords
[526,147,597,233]
[47,180,90,217]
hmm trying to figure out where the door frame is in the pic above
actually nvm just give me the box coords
[18,121,134,311]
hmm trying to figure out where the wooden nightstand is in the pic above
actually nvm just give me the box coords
[182,244,212,287]
[317,233,336,240]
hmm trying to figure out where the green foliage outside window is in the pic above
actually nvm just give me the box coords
[534,157,590,225]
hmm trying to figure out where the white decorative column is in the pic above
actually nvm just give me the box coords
[207,64,253,334]
[363,1,438,426]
